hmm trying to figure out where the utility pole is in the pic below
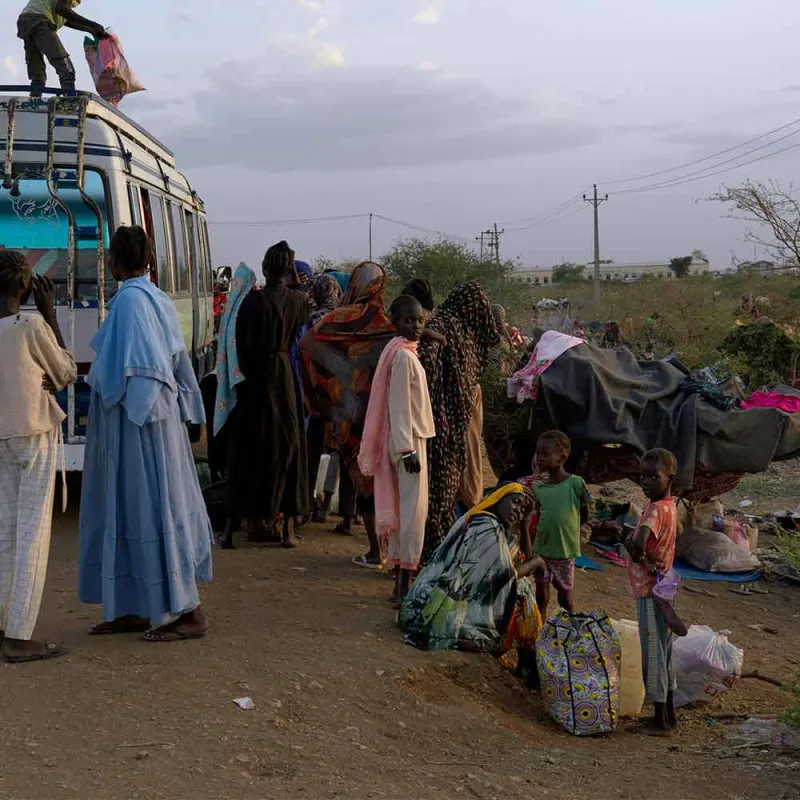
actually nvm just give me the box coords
[482,224,505,263]
[368,213,373,261]
[493,222,504,264]
[583,184,608,303]
[476,231,485,260]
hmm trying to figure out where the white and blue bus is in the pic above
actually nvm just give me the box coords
[0,87,215,470]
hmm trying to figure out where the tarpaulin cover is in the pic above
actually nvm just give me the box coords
[537,343,800,490]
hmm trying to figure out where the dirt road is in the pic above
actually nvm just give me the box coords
[2,503,798,800]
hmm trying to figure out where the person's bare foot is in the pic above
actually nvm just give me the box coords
[142,608,207,643]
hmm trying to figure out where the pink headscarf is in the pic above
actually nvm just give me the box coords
[358,336,419,539]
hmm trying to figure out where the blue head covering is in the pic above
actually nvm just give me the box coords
[88,276,186,423]
[328,271,350,293]
[294,260,313,281]
[213,262,257,435]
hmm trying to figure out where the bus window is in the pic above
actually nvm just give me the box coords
[199,217,213,297]
[127,182,142,227]
[167,201,191,294]
[0,168,113,304]
[141,189,173,292]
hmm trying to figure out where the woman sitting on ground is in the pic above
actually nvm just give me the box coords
[398,483,544,656]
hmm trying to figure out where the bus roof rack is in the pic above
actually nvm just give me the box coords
[0,85,175,162]
[0,85,94,97]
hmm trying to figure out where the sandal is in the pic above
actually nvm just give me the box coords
[89,617,151,636]
[352,554,384,571]
[142,628,206,643]
[2,642,68,664]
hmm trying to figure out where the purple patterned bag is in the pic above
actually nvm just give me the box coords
[536,609,621,736]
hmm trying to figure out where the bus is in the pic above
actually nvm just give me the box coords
[0,87,215,470]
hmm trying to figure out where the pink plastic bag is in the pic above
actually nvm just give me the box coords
[84,32,145,106]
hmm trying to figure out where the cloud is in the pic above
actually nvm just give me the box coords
[419,60,437,72]
[158,62,602,173]
[413,6,440,24]
[297,0,322,8]
[4,55,20,78]
[313,42,345,67]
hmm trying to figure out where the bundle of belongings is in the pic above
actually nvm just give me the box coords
[84,31,144,106]
[506,333,800,497]
[537,610,621,736]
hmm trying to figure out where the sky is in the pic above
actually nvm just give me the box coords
[4,0,800,270]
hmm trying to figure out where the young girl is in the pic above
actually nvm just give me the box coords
[359,296,435,604]
[530,430,592,616]
[626,448,681,736]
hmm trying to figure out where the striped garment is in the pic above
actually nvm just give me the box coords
[637,597,678,704]
[0,427,59,640]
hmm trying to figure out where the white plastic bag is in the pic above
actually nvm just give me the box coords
[673,625,743,708]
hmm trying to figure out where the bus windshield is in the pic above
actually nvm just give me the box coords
[0,168,113,304]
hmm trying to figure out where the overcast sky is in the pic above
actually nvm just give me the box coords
[4,0,800,270]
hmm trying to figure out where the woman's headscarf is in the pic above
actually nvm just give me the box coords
[299,261,395,491]
[325,270,351,293]
[213,262,257,435]
[462,482,527,526]
[403,278,435,313]
[417,282,501,561]
[307,274,342,328]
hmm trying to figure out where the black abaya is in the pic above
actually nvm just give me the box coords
[226,285,310,520]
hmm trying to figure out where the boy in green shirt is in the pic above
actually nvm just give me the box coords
[531,430,592,616]
[17,0,107,96]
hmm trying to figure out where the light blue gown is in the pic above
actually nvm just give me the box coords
[78,276,213,626]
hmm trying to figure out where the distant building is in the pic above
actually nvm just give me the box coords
[511,257,711,285]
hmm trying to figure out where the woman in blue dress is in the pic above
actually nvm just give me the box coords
[78,226,213,642]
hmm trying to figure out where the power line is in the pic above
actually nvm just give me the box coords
[615,138,800,196]
[208,213,366,227]
[501,190,589,229]
[603,117,800,186]
[371,213,472,242]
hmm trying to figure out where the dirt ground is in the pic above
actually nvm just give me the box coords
[3,479,800,800]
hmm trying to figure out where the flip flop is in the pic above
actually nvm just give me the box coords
[141,629,207,643]
[2,642,68,664]
[89,617,151,636]
[352,554,384,571]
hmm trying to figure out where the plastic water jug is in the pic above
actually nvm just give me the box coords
[610,618,645,717]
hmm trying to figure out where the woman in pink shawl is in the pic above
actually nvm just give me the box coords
[359,296,435,604]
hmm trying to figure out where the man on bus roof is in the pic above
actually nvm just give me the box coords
[17,1,108,98]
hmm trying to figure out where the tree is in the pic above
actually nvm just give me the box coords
[382,238,523,310]
[691,249,708,263]
[552,262,585,285]
[712,180,800,266]
[669,255,693,278]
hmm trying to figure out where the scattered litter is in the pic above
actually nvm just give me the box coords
[728,717,800,751]
[683,585,719,598]
[135,750,150,761]
[375,669,385,677]
[232,697,255,711]
[745,623,779,636]
[739,499,753,508]
[291,567,307,573]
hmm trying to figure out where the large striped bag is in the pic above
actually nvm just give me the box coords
[536,610,621,736]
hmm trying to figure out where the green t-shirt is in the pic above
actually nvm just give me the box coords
[22,0,81,29]
[532,475,592,560]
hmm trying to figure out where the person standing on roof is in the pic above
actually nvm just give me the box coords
[17,1,108,97]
